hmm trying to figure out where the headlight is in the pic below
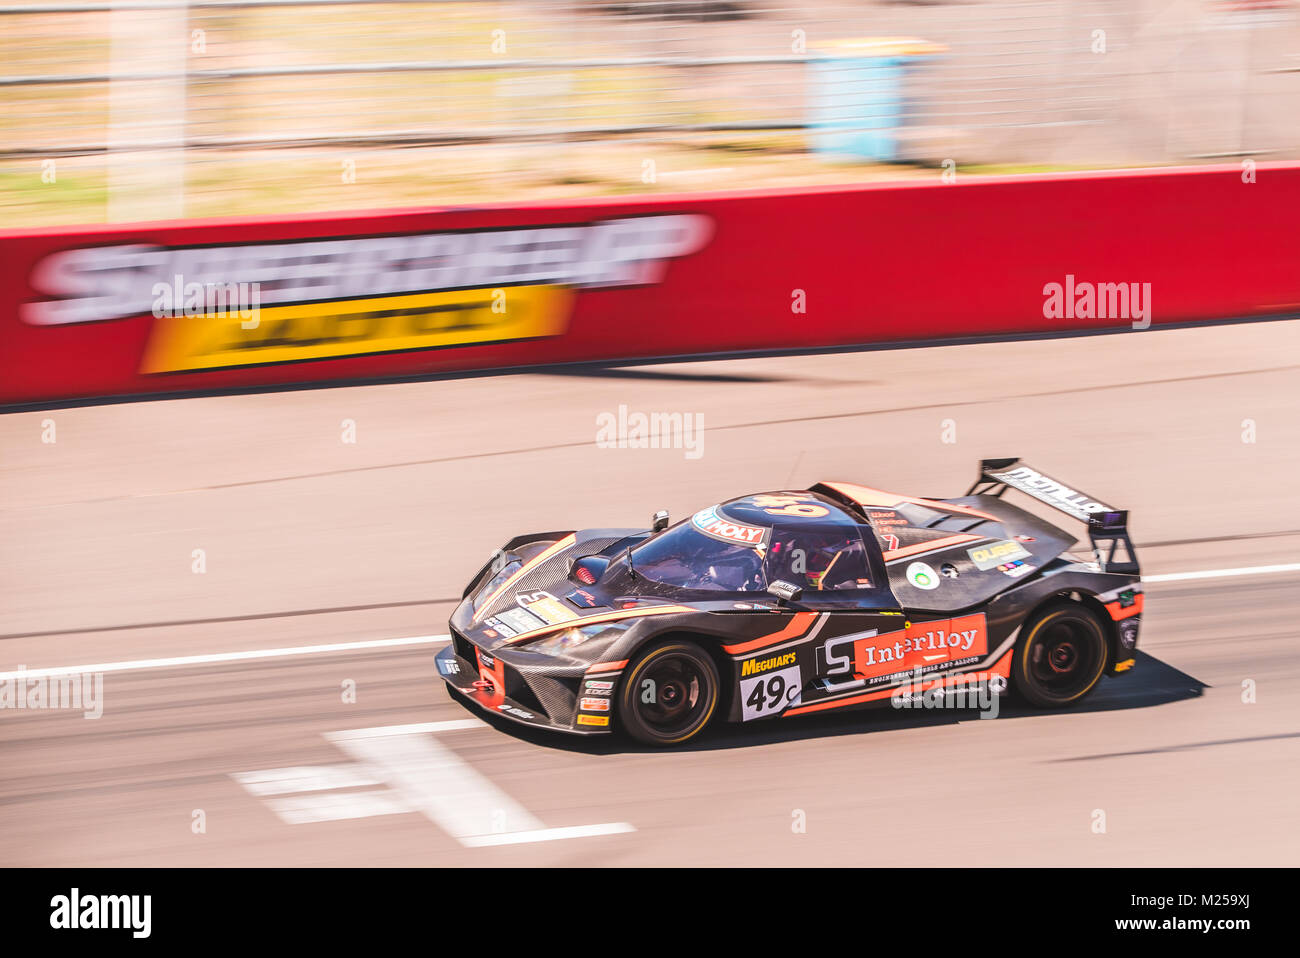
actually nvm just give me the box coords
[471,558,521,613]
[527,621,632,656]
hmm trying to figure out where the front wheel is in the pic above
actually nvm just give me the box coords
[1012,602,1109,708]
[617,640,719,746]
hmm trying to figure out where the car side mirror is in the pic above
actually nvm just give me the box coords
[652,509,669,532]
[767,580,803,606]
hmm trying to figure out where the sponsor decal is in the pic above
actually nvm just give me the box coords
[854,615,988,681]
[23,215,714,327]
[998,560,1033,578]
[740,650,797,677]
[577,714,610,727]
[139,286,573,373]
[475,648,506,707]
[566,588,605,609]
[584,680,614,694]
[483,616,517,638]
[987,465,1114,521]
[906,561,940,590]
[818,614,989,687]
[691,506,767,547]
[967,539,1031,571]
[517,590,578,625]
[497,704,534,720]
[496,606,546,634]
[437,658,460,675]
[740,664,802,721]
[867,510,907,527]
[579,697,611,712]
[1118,618,1139,650]
[882,532,901,551]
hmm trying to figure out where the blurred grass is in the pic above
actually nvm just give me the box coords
[0,2,1089,227]
[0,138,930,226]
[0,1,828,225]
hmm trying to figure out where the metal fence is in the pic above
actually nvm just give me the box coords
[3,0,1299,220]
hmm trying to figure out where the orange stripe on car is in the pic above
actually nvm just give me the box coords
[821,481,1001,523]
[472,533,576,623]
[586,659,629,674]
[1104,593,1144,621]
[784,647,1014,716]
[722,611,818,655]
[881,533,984,563]
[503,604,691,646]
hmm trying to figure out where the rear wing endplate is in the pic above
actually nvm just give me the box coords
[967,458,1139,575]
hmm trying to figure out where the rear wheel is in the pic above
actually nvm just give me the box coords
[617,640,719,746]
[1013,602,1108,708]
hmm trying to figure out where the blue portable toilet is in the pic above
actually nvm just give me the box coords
[807,37,946,162]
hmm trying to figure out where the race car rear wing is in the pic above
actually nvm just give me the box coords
[967,458,1139,575]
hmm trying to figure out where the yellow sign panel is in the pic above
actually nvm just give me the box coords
[141,285,573,373]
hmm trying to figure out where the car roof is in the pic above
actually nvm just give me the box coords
[715,491,862,530]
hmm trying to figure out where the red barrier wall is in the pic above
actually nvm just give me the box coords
[2,163,1298,406]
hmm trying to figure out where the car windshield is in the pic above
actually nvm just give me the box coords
[631,519,768,592]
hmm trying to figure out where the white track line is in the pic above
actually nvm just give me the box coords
[1142,563,1300,583]
[4,561,1299,680]
[0,633,447,681]
[461,823,637,847]
[325,723,634,846]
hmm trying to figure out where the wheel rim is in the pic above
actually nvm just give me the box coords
[633,652,712,740]
[1028,617,1103,699]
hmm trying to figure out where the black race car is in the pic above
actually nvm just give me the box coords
[436,458,1143,746]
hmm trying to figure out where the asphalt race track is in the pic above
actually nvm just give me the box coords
[2,320,1298,866]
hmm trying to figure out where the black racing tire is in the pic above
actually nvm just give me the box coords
[617,639,720,747]
[1012,601,1109,708]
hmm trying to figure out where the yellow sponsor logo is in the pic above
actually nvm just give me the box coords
[740,651,796,677]
[969,541,1023,564]
[521,596,578,626]
[576,714,610,727]
[140,285,572,373]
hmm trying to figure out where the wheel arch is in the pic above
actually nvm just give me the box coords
[1020,588,1118,673]
[620,628,737,720]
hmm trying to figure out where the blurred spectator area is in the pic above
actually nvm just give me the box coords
[2,0,1299,223]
